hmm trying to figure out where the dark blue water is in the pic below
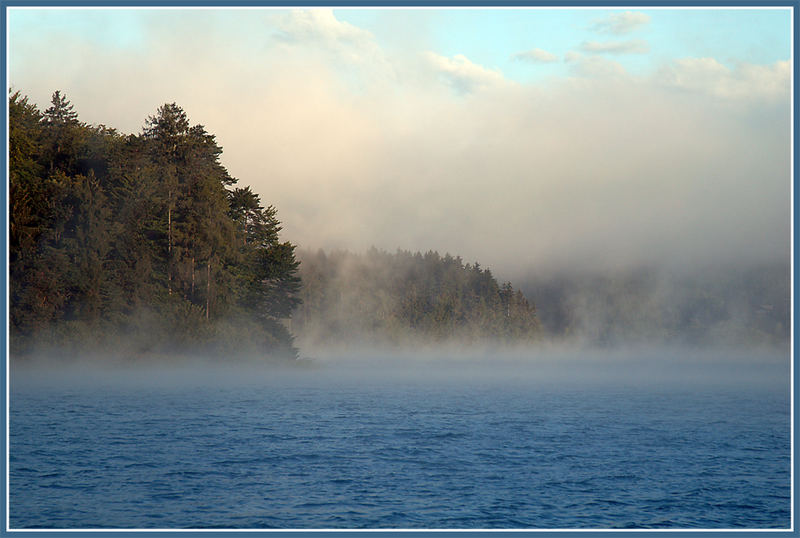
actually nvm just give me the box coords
[9,352,791,529]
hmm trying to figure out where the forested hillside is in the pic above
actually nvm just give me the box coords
[292,248,540,348]
[9,91,302,360]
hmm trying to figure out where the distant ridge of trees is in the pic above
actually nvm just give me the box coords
[292,248,540,347]
[10,90,302,360]
[521,263,790,349]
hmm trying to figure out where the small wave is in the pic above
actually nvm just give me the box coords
[123,462,157,469]
[163,470,204,478]
[294,501,340,509]
[12,467,40,473]
[38,472,63,479]
[149,492,183,501]
[38,482,85,490]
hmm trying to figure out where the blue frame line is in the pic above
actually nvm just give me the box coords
[0,1,796,536]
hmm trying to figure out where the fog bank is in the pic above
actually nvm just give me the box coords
[520,260,790,349]
[12,344,788,395]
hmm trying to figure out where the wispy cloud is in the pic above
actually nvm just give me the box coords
[564,51,627,78]
[275,9,374,48]
[273,8,392,74]
[423,52,507,94]
[512,47,558,64]
[590,11,651,35]
[579,39,650,55]
[657,57,790,101]
[269,9,397,92]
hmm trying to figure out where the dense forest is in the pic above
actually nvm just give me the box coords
[292,248,540,348]
[9,91,302,360]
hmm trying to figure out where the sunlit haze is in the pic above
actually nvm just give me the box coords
[8,7,791,281]
[7,9,792,529]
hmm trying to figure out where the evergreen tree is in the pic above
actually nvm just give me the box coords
[42,91,85,174]
[293,248,539,346]
[142,103,187,296]
[9,91,45,263]
[9,91,303,360]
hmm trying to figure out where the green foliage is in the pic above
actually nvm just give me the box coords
[9,91,302,360]
[9,91,46,262]
[293,248,540,347]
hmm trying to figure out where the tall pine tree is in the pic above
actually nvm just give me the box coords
[9,92,303,360]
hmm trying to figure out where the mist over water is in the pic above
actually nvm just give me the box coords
[7,7,791,529]
[9,243,790,529]
[12,343,788,393]
[10,345,790,529]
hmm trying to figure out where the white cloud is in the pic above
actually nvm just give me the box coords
[590,11,651,35]
[657,58,790,101]
[564,51,627,78]
[272,8,394,83]
[580,39,649,55]
[513,48,558,64]
[275,9,374,49]
[423,52,508,94]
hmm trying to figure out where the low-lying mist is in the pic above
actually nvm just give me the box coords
[519,260,790,349]
[11,343,789,395]
[12,252,790,395]
[288,248,789,355]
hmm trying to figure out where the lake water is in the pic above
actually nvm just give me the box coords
[9,350,792,529]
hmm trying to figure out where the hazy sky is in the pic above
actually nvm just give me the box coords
[8,7,791,280]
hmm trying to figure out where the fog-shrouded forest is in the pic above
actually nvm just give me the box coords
[9,90,543,362]
[9,90,790,363]
[292,248,539,350]
[520,263,789,350]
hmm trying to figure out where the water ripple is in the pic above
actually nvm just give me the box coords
[9,379,789,529]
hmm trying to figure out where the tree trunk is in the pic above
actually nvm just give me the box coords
[167,190,172,296]
[206,261,210,320]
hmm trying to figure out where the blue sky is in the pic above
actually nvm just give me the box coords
[337,8,790,81]
[10,7,791,88]
[6,7,792,278]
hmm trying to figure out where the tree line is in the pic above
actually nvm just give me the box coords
[10,90,541,361]
[292,248,540,347]
[10,91,301,360]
